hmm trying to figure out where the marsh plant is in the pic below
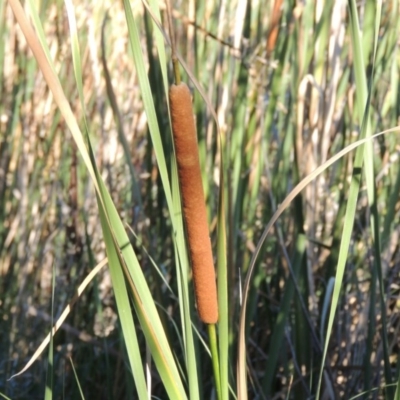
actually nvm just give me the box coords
[1,0,400,399]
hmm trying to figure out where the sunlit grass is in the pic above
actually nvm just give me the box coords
[1,0,400,399]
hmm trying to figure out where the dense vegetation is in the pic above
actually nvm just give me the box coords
[1,0,399,399]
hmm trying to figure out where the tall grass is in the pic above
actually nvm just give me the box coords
[1,0,400,399]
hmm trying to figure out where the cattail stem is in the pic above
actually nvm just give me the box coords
[172,57,181,85]
[169,82,219,324]
[208,323,222,400]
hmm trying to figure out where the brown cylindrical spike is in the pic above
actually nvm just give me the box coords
[169,82,218,324]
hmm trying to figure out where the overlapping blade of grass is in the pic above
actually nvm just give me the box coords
[358,1,391,394]
[381,3,400,249]
[146,0,170,98]
[236,128,395,399]
[261,233,307,397]
[170,158,200,398]
[122,0,173,212]
[124,1,205,399]
[62,2,148,397]
[140,4,195,376]
[129,2,232,398]
[193,12,235,369]
[245,33,296,398]
[236,2,330,395]
[157,8,208,397]
[316,1,391,398]
[8,259,107,380]
[25,0,56,75]
[185,3,230,394]
[20,0,143,392]
[363,2,393,396]
[216,151,229,400]
[68,1,191,398]
[8,0,187,398]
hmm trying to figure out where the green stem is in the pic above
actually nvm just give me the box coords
[208,323,221,400]
[172,58,181,85]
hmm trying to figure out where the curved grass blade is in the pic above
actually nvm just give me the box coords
[72,3,187,394]
[123,0,174,211]
[64,2,149,397]
[8,0,187,397]
[8,259,107,380]
[317,2,391,398]
[236,127,400,400]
